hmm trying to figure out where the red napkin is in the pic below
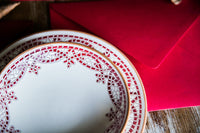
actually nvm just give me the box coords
[0,21,33,51]
[129,16,200,110]
[49,0,200,111]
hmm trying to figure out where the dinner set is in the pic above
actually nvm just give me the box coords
[0,30,147,133]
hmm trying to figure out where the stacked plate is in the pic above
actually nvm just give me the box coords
[0,30,147,133]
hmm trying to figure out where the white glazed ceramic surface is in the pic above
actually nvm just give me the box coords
[0,43,129,133]
[0,30,147,133]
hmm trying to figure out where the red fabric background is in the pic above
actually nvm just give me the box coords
[130,16,200,110]
[49,1,200,111]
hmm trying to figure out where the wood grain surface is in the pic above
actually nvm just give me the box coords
[2,2,49,30]
[145,107,200,133]
[0,2,20,19]
[2,1,200,133]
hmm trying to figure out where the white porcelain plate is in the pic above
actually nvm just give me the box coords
[0,30,147,133]
[0,42,130,133]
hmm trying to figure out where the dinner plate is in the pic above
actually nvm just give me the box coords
[0,30,147,133]
[0,42,130,133]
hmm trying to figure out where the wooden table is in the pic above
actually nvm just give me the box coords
[2,2,200,133]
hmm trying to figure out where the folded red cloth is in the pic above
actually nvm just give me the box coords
[0,21,33,51]
[49,1,200,111]
[129,16,200,110]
